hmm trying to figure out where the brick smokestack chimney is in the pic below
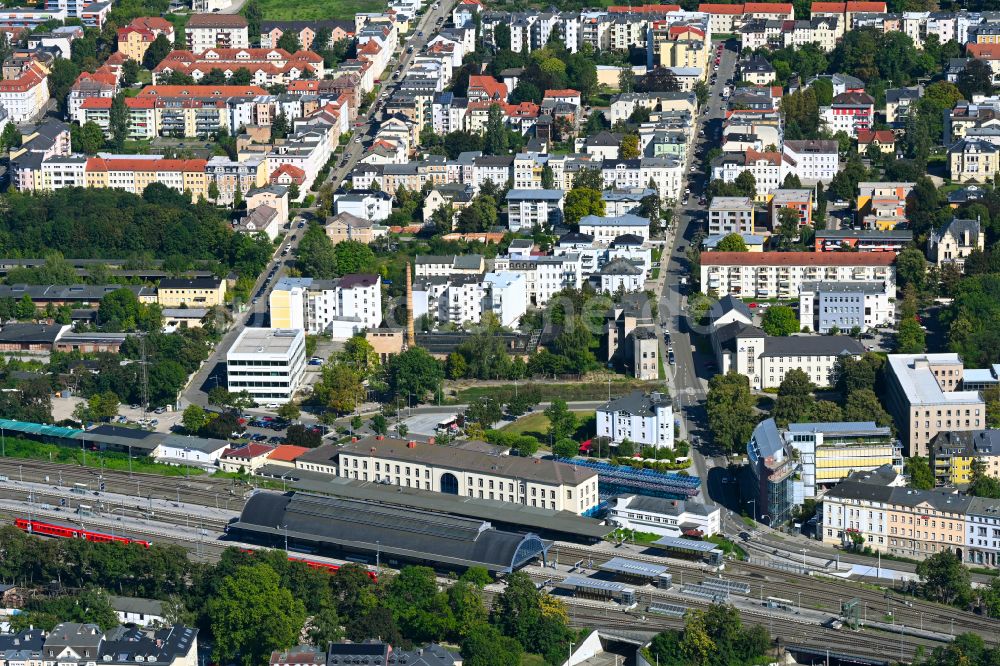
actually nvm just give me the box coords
[406,261,416,347]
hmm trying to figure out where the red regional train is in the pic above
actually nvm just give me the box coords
[240,548,378,581]
[14,518,152,548]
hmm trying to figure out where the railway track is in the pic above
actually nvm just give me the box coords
[0,459,250,510]
[551,543,998,643]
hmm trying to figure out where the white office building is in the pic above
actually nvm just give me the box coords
[506,189,565,232]
[226,328,306,404]
[596,390,674,450]
[578,213,651,242]
[608,495,721,538]
[269,275,382,339]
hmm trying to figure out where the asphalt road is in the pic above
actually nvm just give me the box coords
[653,40,738,511]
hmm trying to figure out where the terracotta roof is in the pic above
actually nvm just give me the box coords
[857,129,894,143]
[0,63,46,93]
[287,80,320,92]
[221,442,274,458]
[743,2,793,12]
[811,1,886,11]
[138,84,268,97]
[544,89,580,98]
[702,251,895,266]
[467,75,507,100]
[86,157,207,172]
[118,26,156,42]
[669,24,705,37]
[746,148,781,164]
[698,3,747,13]
[266,444,310,462]
[271,163,306,183]
[608,3,681,11]
[968,43,1000,59]
[129,16,173,32]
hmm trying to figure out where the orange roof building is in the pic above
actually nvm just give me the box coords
[137,84,269,98]
[84,156,209,201]
[608,4,681,11]
[467,75,508,102]
[266,444,311,464]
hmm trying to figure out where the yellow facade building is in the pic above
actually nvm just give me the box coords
[156,277,227,308]
[931,430,1000,486]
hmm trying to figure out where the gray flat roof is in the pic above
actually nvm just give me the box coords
[598,557,667,578]
[887,353,983,406]
[561,576,633,593]
[651,536,722,553]
[285,474,612,539]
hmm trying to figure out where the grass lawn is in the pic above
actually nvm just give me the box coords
[607,528,661,545]
[259,0,385,19]
[706,535,748,560]
[1,437,203,477]
[502,411,595,441]
[454,379,656,404]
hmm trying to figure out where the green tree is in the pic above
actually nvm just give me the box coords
[715,234,747,252]
[72,121,105,155]
[620,134,640,159]
[694,79,709,107]
[387,347,443,402]
[332,240,377,275]
[489,572,572,664]
[483,104,509,155]
[734,170,757,199]
[370,414,388,436]
[313,364,364,414]
[895,247,927,292]
[182,404,208,433]
[772,369,815,427]
[969,457,1000,498]
[461,624,522,666]
[121,59,140,86]
[761,305,799,336]
[544,398,576,443]
[0,122,21,151]
[896,317,926,353]
[916,549,972,606]
[540,164,555,189]
[706,372,757,453]
[109,93,130,151]
[552,438,579,457]
[465,396,503,430]
[782,172,803,189]
[777,206,801,243]
[143,33,172,69]
[904,455,934,489]
[48,58,81,115]
[957,58,994,100]
[277,401,300,422]
[208,563,306,666]
[339,335,380,379]
[208,181,220,203]
[564,188,605,227]
[277,31,301,53]
[843,389,892,427]
[297,223,338,278]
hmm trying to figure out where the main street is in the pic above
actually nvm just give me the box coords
[653,40,737,509]
[179,0,459,411]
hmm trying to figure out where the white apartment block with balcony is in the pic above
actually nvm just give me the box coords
[596,389,674,449]
[492,253,582,307]
[505,188,565,232]
[482,271,527,328]
[699,251,896,300]
[708,197,755,235]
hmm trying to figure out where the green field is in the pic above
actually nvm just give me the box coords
[0,437,203,477]
[259,0,386,20]
[501,410,595,441]
[454,379,657,404]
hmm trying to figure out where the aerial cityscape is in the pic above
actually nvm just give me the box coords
[0,0,998,663]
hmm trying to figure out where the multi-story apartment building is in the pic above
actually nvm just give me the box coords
[185,14,249,51]
[708,196,755,235]
[268,275,382,338]
[0,62,49,122]
[822,465,983,562]
[491,254,582,307]
[596,390,675,450]
[768,188,813,228]
[578,213,651,242]
[334,436,601,514]
[205,156,268,205]
[117,17,174,62]
[84,155,209,201]
[700,251,896,300]
[781,139,839,184]
[966,496,1000,568]
[505,189,564,232]
[226,328,305,404]
[821,91,875,138]
[784,421,900,498]
[930,429,1000,487]
[884,353,986,458]
[601,157,685,202]
[482,271,527,328]
[710,150,781,201]
[798,281,895,333]
[153,47,324,85]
